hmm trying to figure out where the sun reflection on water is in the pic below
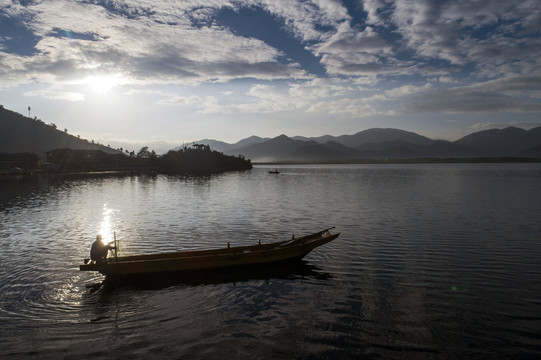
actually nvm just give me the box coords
[98,204,115,246]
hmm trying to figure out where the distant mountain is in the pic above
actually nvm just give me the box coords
[529,127,541,137]
[289,141,361,161]
[292,128,433,148]
[224,135,318,162]
[420,140,480,157]
[219,129,476,161]
[454,127,541,156]
[180,126,541,162]
[189,135,270,153]
[234,135,270,149]
[222,135,469,162]
[189,128,440,161]
[0,106,121,157]
[308,128,434,148]
[310,134,340,144]
[356,139,479,158]
[519,144,541,158]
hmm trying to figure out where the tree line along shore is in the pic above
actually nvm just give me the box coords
[0,145,252,176]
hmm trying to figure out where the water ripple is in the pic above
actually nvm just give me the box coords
[1,165,541,359]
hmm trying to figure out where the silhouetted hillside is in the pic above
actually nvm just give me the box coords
[454,127,541,156]
[356,139,478,158]
[332,128,434,148]
[193,128,445,161]
[188,126,541,162]
[0,106,120,157]
[190,136,270,153]
[222,134,478,161]
[224,135,318,162]
[289,141,360,161]
[519,145,541,158]
[234,135,270,149]
[216,130,437,161]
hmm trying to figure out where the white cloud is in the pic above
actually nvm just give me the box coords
[24,88,85,102]
[260,0,349,42]
[3,0,540,88]
[384,83,434,98]
[362,0,393,26]
[288,78,351,99]
[313,22,402,75]
[390,1,465,65]
[469,74,541,98]
[219,79,358,114]
[153,78,357,115]
[403,74,541,114]
[388,0,541,77]
[0,0,307,88]
[306,97,395,117]
[434,76,456,84]
[158,95,209,105]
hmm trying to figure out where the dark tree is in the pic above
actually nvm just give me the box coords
[137,146,152,158]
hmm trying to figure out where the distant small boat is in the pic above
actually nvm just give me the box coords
[80,228,339,276]
[268,170,280,174]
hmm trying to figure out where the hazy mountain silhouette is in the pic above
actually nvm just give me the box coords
[224,135,318,162]
[454,127,541,156]
[174,135,271,153]
[293,128,432,148]
[356,139,480,158]
[0,106,121,157]
[289,141,361,161]
[221,129,477,161]
[327,128,434,148]
[519,145,541,157]
[194,126,541,162]
[197,128,440,161]
[234,135,270,148]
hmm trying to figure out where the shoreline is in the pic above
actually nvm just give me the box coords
[3,157,541,179]
[253,157,541,165]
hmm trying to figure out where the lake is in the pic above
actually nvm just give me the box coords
[1,164,541,359]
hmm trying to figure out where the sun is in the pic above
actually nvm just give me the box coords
[84,74,121,94]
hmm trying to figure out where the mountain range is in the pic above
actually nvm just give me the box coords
[189,127,541,162]
[2,105,541,162]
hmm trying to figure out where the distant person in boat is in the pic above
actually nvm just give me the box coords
[90,235,115,263]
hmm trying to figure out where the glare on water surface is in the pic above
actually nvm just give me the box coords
[98,204,115,245]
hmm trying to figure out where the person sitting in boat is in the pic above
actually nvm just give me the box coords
[90,235,115,263]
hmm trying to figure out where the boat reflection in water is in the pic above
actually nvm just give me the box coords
[87,259,332,292]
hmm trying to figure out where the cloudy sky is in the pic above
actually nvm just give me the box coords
[1,0,541,152]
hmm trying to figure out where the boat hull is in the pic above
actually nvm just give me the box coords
[80,229,339,276]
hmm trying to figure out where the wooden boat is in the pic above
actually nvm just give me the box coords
[80,228,339,276]
[268,170,280,174]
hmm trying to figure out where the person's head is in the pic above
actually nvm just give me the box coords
[96,234,102,242]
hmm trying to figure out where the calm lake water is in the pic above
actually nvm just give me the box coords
[1,164,541,359]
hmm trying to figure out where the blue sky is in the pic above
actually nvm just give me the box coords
[1,0,541,153]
